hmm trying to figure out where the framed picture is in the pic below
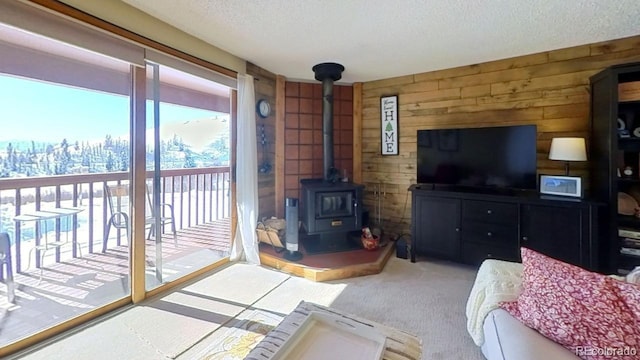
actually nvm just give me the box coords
[539,175,582,198]
[380,95,398,155]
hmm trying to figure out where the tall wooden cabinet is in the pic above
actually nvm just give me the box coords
[591,62,640,274]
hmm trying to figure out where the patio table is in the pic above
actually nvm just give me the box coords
[14,207,84,282]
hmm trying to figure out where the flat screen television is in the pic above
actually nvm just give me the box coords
[417,125,537,190]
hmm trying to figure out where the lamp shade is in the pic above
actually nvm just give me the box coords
[549,137,587,161]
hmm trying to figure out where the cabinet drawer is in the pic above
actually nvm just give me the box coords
[462,222,517,246]
[462,200,517,224]
[461,242,519,266]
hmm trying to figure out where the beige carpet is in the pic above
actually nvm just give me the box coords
[12,256,484,360]
[329,257,485,359]
[181,256,484,360]
[243,257,484,360]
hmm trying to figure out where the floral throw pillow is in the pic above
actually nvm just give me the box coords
[499,247,640,360]
[614,280,640,325]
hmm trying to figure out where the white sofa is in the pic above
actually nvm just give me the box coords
[466,259,579,360]
[480,308,579,360]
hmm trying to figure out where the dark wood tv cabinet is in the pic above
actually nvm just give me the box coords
[409,184,601,271]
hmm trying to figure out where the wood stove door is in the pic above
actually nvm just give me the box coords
[316,191,354,218]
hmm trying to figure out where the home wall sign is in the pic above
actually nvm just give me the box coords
[381,95,398,155]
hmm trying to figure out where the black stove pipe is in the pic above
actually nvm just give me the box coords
[312,62,344,182]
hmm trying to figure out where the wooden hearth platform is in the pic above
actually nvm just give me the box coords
[258,242,395,282]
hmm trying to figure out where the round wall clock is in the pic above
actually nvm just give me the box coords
[256,99,271,118]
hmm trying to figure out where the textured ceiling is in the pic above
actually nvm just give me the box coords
[122,0,640,83]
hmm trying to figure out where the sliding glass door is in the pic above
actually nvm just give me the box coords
[144,61,232,291]
[0,23,133,347]
[0,3,236,354]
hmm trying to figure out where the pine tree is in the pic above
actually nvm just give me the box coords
[81,146,91,167]
[58,138,71,174]
[106,152,115,172]
[6,143,16,172]
[183,149,196,168]
[119,149,128,171]
[104,134,113,149]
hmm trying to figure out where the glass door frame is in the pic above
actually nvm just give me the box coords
[148,61,164,285]
[132,67,237,302]
[131,65,148,303]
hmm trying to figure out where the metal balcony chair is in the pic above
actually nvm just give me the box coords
[102,183,177,252]
[0,232,15,303]
[102,184,130,252]
[144,183,177,246]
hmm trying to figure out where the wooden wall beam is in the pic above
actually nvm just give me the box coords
[353,82,363,184]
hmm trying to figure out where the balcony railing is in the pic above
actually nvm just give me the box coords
[0,167,231,278]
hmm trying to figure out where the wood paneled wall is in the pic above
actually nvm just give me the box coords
[361,35,640,237]
[247,62,277,219]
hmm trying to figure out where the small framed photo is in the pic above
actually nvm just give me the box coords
[539,175,582,198]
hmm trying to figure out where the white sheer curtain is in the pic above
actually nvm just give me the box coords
[230,74,260,264]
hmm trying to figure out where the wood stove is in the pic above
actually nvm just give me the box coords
[300,179,364,235]
[298,63,365,253]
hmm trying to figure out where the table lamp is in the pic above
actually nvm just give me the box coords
[549,137,587,175]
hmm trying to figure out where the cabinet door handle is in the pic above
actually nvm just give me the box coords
[455,228,460,232]
[487,232,492,237]
[522,236,528,241]
[487,209,492,214]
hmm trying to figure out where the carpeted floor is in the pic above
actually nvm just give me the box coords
[11,256,484,360]
[329,257,485,359]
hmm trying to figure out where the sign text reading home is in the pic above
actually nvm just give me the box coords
[380,95,398,155]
